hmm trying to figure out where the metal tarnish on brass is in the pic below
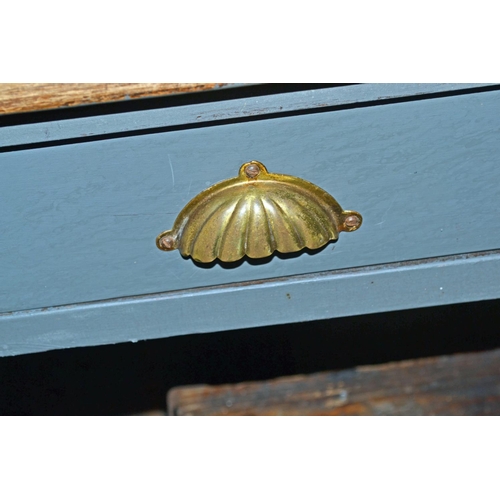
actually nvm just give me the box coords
[156,161,362,263]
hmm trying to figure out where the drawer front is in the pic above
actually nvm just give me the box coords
[1,85,500,355]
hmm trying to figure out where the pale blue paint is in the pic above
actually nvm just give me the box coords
[1,90,499,313]
[0,84,494,148]
[1,84,500,356]
[1,250,499,356]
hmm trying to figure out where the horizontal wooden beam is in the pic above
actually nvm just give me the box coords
[0,83,234,115]
[168,348,500,415]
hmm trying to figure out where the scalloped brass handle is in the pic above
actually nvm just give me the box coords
[156,161,362,263]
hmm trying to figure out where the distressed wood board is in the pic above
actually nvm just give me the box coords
[168,348,500,415]
[0,83,238,115]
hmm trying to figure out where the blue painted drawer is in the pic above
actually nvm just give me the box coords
[1,84,499,356]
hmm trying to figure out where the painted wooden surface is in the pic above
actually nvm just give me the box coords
[1,251,499,357]
[1,84,495,149]
[0,83,236,115]
[1,90,500,314]
[167,348,500,415]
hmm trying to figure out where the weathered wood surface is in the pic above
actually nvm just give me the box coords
[0,83,232,114]
[168,348,500,415]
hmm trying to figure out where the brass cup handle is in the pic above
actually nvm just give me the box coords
[156,161,362,263]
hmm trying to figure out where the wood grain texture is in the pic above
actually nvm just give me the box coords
[0,83,232,114]
[168,348,500,415]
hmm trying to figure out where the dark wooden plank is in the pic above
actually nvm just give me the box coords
[0,83,234,114]
[167,348,500,415]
